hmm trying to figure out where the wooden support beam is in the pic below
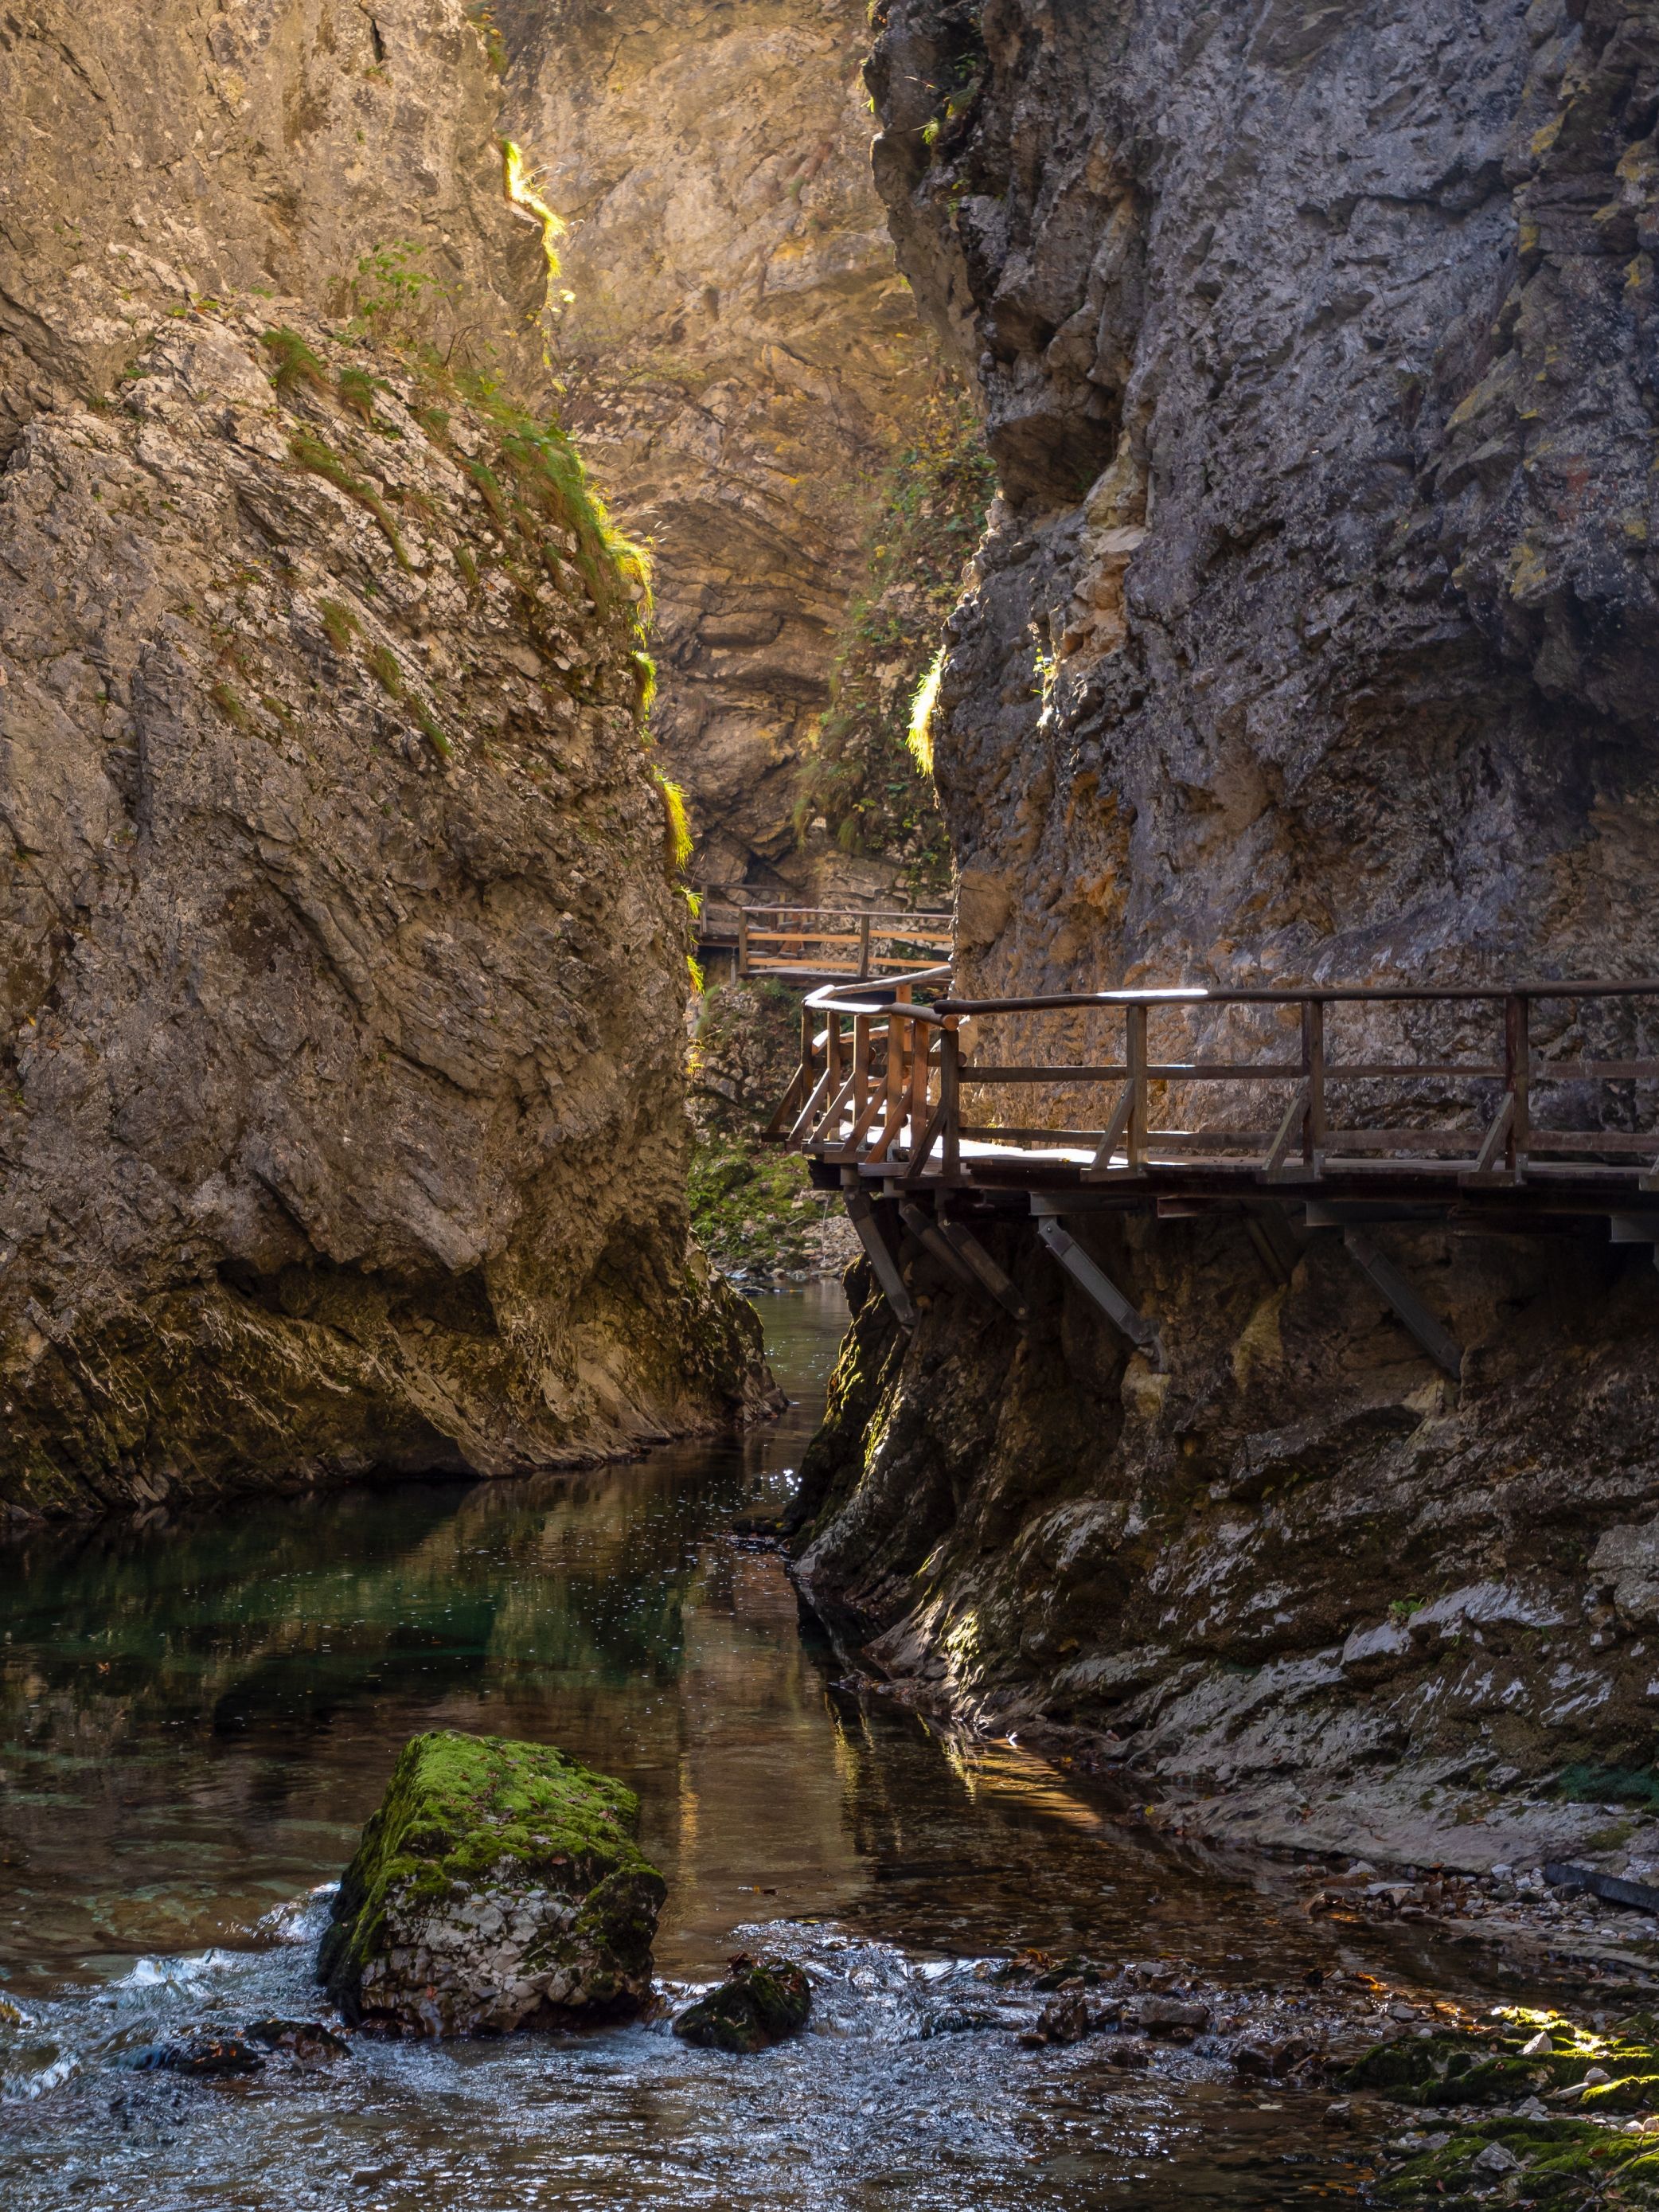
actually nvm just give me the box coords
[1341,1229,1462,1380]
[935,1219,1030,1324]
[1036,1218,1161,1360]
[897,1200,979,1292]
[845,1192,917,1328]
[1243,1215,1291,1288]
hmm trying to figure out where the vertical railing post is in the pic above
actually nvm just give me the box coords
[826,1002,843,1098]
[736,908,749,977]
[888,983,911,1148]
[1506,992,1530,1176]
[853,1012,871,1145]
[1126,1002,1148,1169]
[801,1002,815,1111]
[1303,998,1325,1173]
[858,913,872,982]
[941,1021,961,1181]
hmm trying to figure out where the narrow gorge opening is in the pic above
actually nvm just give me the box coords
[5,6,1659,2210]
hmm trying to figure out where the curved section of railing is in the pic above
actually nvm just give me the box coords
[767,973,1659,1191]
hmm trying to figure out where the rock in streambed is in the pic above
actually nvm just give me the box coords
[673,1954,811,2053]
[318,1732,665,2036]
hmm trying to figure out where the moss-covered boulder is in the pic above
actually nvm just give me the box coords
[317,1732,666,2036]
[1374,2116,1659,2208]
[672,1954,811,2054]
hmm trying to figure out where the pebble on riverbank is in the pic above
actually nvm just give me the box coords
[672,1954,812,2053]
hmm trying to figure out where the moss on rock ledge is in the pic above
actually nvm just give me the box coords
[318,1730,665,2036]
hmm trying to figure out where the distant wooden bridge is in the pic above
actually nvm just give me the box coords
[766,967,1659,1379]
[696,905,954,983]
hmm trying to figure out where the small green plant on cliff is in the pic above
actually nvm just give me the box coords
[288,429,412,570]
[367,643,404,698]
[465,2,508,73]
[351,242,454,351]
[209,680,255,733]
[318,598,359,652]
[337,365,391,428]
[794,378,993,896]
[416,702,453,761]
[261,326,328,399]
[656,771,693,881]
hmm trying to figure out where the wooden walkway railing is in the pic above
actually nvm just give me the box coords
[766,968,1659,1374]
[697,905,954,982]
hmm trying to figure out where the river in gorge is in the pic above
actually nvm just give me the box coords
[0,1285,1590,2210]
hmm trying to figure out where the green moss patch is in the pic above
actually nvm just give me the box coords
[1377,2116,1659,2208]
[1344,2012,1655,2108]
[689,1136,821,1279]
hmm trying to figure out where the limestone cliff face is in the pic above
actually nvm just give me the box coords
[0,1,545,459]
[792,0,1659,1866]
[0,5,768,1519]
[494,0,956,901]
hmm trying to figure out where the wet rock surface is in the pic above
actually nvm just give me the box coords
[318,1731,666,2036]
[672,1952,813,2052]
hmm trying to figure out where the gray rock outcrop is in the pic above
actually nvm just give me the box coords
[789,0,1659,1862]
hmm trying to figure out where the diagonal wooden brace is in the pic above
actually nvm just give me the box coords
[1036,1219,1161,1362]
[845,1192,917,1329]
[935,1219,1030,1324]
[1082,1081,1137,1179]
[1260,1080,1310,1182]
[1460,1093,1518,1188]
[1342,1228,1462,1380]
[897,1200,979,1292]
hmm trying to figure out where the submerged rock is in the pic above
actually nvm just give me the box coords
[672,1954,811,2054]
[124,2034,267,2079]
[318,1731,666,2038]
[241,2019,351,2064]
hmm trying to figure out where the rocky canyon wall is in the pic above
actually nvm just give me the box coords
[0,1,768,1521]
[493,0,975,901]
[791,0,1659,1870]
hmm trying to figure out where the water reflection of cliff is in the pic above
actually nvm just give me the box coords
[0,1292,857,1991]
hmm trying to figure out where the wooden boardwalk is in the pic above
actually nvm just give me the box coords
[766,966,1659,1377]
[696,904,953,983]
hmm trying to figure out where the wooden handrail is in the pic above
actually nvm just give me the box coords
[767,967,1659,1194]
